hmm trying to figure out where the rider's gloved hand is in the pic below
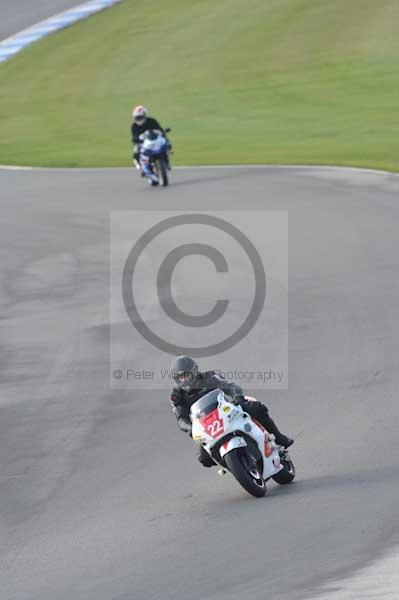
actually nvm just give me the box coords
[234,395,246,405]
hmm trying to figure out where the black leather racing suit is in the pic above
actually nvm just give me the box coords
[170,371,280,467]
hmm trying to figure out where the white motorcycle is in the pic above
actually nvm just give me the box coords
[191,389,295,497]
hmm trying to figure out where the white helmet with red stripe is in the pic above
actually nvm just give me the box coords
[132,105,148,125]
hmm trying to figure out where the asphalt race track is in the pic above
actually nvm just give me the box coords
[2,4,399,598]
[1,165,399,600]
[0,0,87,40]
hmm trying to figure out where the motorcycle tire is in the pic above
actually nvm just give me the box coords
[224,448,266,498]
[156,158,168,187]
[272,455,295,484]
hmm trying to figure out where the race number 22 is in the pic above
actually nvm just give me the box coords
[206,418,224,438]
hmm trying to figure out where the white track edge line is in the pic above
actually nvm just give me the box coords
[0,0,125,63]
[0,164,398,177]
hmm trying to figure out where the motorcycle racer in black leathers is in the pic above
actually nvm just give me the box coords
[131,105,168,171]
[169,356,294,467]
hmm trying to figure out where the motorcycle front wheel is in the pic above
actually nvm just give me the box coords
[224,448,266,498]
[155,158,168,187]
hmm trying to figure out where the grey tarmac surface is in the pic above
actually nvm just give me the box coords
[1,165,399,600]
[0,0,87,40]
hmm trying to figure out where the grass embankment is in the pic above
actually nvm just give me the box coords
[0,0,398,168]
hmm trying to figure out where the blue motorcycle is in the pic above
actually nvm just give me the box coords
[139,128,171,187]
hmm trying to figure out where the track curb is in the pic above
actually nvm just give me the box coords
[0,0,124,63]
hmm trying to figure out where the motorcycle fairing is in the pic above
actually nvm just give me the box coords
[191,390,282,479]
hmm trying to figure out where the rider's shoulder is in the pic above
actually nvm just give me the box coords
[170,385,182,398]
[202,370,225,383]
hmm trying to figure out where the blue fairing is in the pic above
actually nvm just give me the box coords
[142,141,169,157]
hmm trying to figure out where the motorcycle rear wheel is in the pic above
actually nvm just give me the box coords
[272,454,295,484]
[224,448,266,498]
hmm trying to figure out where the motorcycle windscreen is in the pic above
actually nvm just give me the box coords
[190,389,223,419]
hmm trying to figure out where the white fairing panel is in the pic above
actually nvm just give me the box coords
[190,391,283,480]
[142,136,165,152]
[219,436,247,458]
[262,444,282,479]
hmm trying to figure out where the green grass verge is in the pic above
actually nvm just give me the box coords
[1,0,398,168]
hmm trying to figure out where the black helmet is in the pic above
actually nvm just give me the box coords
[171,355,198,391]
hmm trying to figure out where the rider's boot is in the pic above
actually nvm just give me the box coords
[141,162,158,185]
[149,174,159,185]
[264,416,294,448]
[198,446,216,467]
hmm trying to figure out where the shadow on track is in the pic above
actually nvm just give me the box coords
[203,464,399,507]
